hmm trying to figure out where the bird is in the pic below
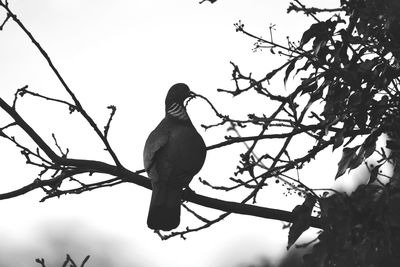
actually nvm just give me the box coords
[143,83,207,231]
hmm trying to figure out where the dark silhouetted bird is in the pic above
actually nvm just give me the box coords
[143,83,206,231]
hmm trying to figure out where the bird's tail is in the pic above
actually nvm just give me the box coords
[147,182,182,231]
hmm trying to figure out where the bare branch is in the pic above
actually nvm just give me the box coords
[35,258,46,267]
[0,2,121,167]
[0,122,16,132]
[52,133,69,157]
[158,212,229,240]
[62,254,77,267]
[80,255,90,267]
[288,1,343,16]
[182,203,211,223]
[103,105,116,139]
[0,12,10,30]
[199,0,217,4]
[13,86,77,113]
[0,163,323,230]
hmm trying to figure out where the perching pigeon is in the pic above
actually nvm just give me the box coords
[143,83,206,231]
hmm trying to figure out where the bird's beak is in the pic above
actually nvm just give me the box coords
[189,90,197,98]
[185,91,196,107]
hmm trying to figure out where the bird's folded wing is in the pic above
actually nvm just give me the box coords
[143,120,170,172]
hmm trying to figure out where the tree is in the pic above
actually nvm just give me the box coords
[203,0,400,265]
[0,0,399,266]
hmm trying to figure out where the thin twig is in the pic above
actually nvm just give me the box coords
[182,203,211,223]
[80,255,90,267]
[0,12,10,30]
[104,105,116,139]
[13,86,76,112]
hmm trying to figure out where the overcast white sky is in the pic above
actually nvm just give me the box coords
[0,1,361,267]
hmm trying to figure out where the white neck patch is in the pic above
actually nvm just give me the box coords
[167,102,189,120]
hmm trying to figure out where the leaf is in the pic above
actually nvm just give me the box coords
[347,91,362,107]
[368,165,381,185]
[348,151,364,171]
[362,137,377,159]
[300,21,327,47]
[333,128,345,151]
[335,146,360,179]
[360,129,382,159]
[295,60,312,76]
[284,59,297,86]
[355,111,367,129]
[313,39,327,56]
[322,83,349,120]
[387,139,400,151]
[287,195,316,249]
[299,77,318,95]
[307,79,330,103]
[358,59,378,74]
[333,120,355,151]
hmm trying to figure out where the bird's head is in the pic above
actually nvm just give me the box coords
[165,83,195,111]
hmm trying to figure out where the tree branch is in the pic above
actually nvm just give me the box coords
[0,2,122,167]
[0,96,323,228]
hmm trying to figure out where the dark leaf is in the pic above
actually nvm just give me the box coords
[333,119,355,151]
[299,77,318,95]
[355,111,367,129]
[295,60,312,76]
[358,59,378,74]
[355,19,367,36]
[387,139,400,151]
[368,165,381,185]
[334,41,349,65]
[307,78,330,101]
[300,21,327,47]
[348,151,364,171]
[333,128,345,151]
[362,132,380,159]
[335,146,360,179]
[284,59,297,86]
[287,195,316,249]
[370,95,389,127]
[323,83,349,118]
[308,85,324,106]
[347,91,362,107]
[313,39,327,56]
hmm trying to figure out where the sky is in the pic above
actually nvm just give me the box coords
[0,0,360,267]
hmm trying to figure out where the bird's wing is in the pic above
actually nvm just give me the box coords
[143,119,170,172]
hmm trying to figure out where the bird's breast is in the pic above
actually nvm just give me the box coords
[167,125,206,174]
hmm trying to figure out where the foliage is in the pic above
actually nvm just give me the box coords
[287,195,316,250]
[204,0,400,265]
[303,184,400,267]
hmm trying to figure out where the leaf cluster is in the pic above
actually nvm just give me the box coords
[303,184,400,267]
[293,0,400,162]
